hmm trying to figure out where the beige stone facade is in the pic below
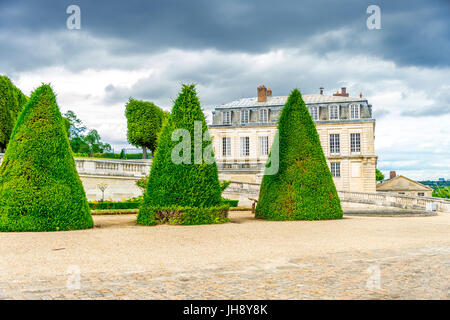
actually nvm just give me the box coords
[209,86,378,193]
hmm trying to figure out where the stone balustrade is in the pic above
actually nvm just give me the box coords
[1,153,449,210]
[223,181,450,212]
[75,158,151,178]
[338,190,450,213]
[217,161,266,172]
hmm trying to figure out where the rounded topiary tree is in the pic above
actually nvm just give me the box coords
[255,89,343,220]
[137,84,228,225]
[0,84,93,232]
[125,98,166,159]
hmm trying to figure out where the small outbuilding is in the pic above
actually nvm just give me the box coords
[376,171,433,197]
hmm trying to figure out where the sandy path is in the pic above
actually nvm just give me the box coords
[1,211,449,281]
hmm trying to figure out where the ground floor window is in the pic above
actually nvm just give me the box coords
[330,162,341,177]
[259,136,269,156]
[222,137,231,156]
[240,137,250,156]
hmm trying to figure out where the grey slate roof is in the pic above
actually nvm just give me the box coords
[218,94,366,109]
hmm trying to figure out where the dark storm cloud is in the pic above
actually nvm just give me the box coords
[0,0,449,74]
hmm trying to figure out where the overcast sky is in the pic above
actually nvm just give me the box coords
[1,0,449,180]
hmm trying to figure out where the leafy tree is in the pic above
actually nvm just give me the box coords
[0,84,93,231]
[137,84,228,225]
[433,186,450,199]
[64,110,87,139]
[255,89,343,220]
[125,98,166,159]
[376,168,385,181]
[63,110,111,156]
[0,76,27,152]
[84,129,112,154]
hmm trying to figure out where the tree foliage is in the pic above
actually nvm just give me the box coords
[376,168,385,181]
[433,186,450,199]
[0,76,27,151]
[125,98,167,157]
[0,84,93,231]
[255,89,343,220]
[137,84,227,225]
[63,110,111,155]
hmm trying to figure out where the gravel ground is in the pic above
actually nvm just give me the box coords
[0,211,449,299]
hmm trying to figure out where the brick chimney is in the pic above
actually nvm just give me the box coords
[390,171,397,179]
[257,85,267,102]
[267,88,272,97]
[333,87,350,97]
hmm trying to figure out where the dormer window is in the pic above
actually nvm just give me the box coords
[329,105,339,120]
[223,111,231,124]
[241,109,249,124]
[259,108,268,123]
[310,106,318,120]
[350,104,360,119]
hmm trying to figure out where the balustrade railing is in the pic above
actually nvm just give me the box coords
[224,181,450,212]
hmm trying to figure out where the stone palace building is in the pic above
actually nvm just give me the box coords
[209,85,378,193]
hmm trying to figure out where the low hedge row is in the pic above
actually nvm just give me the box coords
[88,201,140,210]
[222,199,239,207]
[137,204,230,226]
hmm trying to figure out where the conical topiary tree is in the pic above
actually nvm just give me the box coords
[255,89,343,220]
[0,84,93,232]
[0,75,27,152]
[137,84,228,225]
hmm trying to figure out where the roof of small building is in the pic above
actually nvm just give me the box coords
[218,94,366,109]
[376,175,433,192]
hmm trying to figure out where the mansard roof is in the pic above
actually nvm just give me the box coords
[218,94,367,109]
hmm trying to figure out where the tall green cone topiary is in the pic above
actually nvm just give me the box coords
[0,76,27,152]
[0,84,93,232]
[137,84,228,225]
[255,89,343,220]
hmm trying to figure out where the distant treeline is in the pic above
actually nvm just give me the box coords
[419,180,450,188]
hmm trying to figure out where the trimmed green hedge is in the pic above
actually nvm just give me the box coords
[88,201,140,210]
[0,76,27,151]
[137,205,229,225]
[255,88,343,221]
[0,84,93,232]
[222,199,239,207]
[138,84,228,225]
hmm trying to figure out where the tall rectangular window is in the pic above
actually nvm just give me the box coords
[240,109,249,124]
[350,104,360,119]
[350,133,361,153]
[329,134,340,154]
[259,109,268,123]
[310,106,318,120]
[223,111,231,124]
[240,137,250,156]
[222,137,231,156]
[329,105,339,120]
[330,162,341,177]
[259,136,269,156]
